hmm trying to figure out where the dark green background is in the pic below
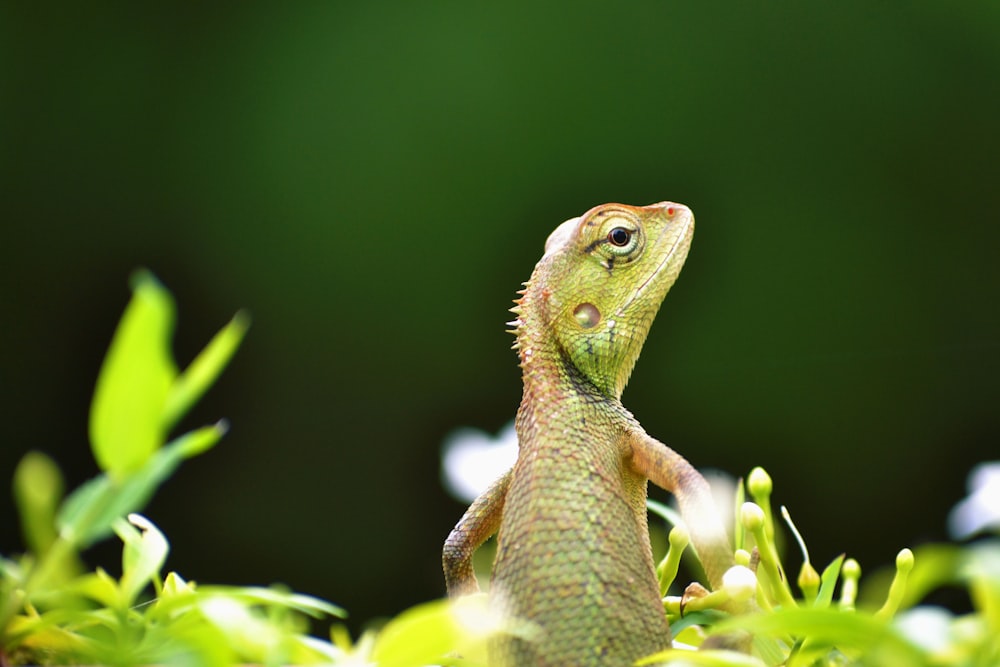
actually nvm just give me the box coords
[3,2,998,630]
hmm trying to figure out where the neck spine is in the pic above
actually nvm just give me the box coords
[509,278,605,410]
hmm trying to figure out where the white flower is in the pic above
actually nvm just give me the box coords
[948,461,1000,540]
[894,606,952,654]
[441,421,518,503]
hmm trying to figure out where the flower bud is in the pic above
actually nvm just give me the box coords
[741,502,765,531]
[747,466,773,501]
[723,565,758,603]
[656,525,691,596]
[876,548,915,620]
[797,562,820,601]
[896,548,914,573]
[839,558,861,610]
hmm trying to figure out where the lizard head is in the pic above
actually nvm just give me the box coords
[513,202,694,399]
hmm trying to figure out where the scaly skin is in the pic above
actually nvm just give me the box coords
[443,202,733,666]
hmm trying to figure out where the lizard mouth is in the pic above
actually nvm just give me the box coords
[621,207,693,312]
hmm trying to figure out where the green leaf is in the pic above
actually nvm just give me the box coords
[752,633,788,667]
[194,593,340,665]
[669,609,729,636]
[162,310,250,431]
[70,567,122,609]
[371,597,495,667]
[160,571,197,598]
[13,451,64,555]
[195,586,346,620]
[2,608,93,657]
[57,423,226,548]
[814,554,845,609]
[711,607,927,665]
[114,514,169,608]
[637,648,767,666]
[89,271,177,477]
[197,596,280,659]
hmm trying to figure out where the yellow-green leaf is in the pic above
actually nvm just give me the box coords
[115,514,169,608]
[372,597,497,667]
[13,451,63,554]
[163,310,250,431]
[89,271,177,477]
[71,568,122,609]
[814,553,846,608]
[712,607,926,664]
[637,648,767,666]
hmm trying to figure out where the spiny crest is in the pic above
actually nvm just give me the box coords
[506,283,528,350]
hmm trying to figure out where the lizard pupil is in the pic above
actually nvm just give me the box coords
[608,227,631,247]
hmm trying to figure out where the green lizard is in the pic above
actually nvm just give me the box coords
[443,201,733,666]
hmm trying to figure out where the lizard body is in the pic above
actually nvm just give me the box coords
[443,202,732,666]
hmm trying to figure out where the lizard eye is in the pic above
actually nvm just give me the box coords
[608,227,631,247]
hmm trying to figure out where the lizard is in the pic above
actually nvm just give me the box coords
[442,201,734,666]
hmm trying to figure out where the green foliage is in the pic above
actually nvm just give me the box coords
[642,466,1000,666]
[3,272,998,665]
[0,273,349,665]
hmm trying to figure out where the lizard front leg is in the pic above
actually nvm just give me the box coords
[627,429,733,591]
[443,468,512,596]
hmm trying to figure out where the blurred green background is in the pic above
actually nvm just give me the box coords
[2,1,998,631]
